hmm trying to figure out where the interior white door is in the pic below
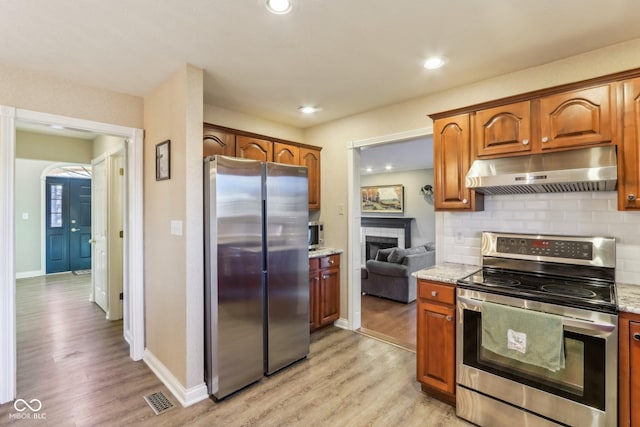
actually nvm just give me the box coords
[107,150,125,320]
[91,156,108,314]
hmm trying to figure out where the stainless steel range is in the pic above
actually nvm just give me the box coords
[456,232,617,427]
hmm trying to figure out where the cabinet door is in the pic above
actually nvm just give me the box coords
[433,114,483,211]
[300,147,321,210]
[236,135,273,161]
[203,125,235,158]
[539,84,614,150]
[274,142,300,165]
[630,321,640,426]
[417,301,455,394]
[318,267,340,326]
[475,101,532,157]
[621,78,640,210]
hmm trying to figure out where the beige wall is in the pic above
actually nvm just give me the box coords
[303,37,640,319]
[0,61,142,129]
[16,130,93,164]
[143,65,204,389]
[204,104,304,143]
[93,134,126,159]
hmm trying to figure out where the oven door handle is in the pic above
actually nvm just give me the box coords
[457,295,617,333]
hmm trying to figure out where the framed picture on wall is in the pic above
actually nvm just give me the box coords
[361,184,404,213]
[155,140,170,181]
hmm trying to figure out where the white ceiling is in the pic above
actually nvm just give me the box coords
[2,1,640,130]
[360,137,433,175]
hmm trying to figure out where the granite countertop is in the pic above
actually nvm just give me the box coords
[617,283,640,315]
[309,247,344,259]
[413,262,480,285]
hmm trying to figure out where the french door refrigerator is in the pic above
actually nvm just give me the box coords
[204,155,310,400]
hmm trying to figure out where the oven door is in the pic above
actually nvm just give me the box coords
[456,288,617,427]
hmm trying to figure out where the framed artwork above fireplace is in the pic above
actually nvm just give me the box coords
[361,184,404,213]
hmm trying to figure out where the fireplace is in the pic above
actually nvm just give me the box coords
[360,217,413,267]
[365,236,398,261]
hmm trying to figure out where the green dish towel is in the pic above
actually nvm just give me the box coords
[482,301,565,372]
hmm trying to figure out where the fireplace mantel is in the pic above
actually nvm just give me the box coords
[361,217,413,247]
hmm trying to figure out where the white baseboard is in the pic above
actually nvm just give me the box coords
[15,270,42,279]
[334,317,350,330]
[143,348,209,407]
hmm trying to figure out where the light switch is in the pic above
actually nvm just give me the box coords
[171,220,183,236]
[21,212,29,220]
[337,203,345,215]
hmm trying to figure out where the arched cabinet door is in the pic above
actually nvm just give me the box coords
[539,84,614,150]
[203,124,235,158]
[475,101,532,157]
[236,135,273,161]
[274,142,299,165]
[620,78,640,211]
[300,147,321,210]
[433,113,483,211]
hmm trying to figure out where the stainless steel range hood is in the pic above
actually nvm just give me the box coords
[465,145,617,195]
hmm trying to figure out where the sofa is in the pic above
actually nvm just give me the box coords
[363,243,436,303]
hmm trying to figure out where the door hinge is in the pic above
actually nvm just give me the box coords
[119,292,124,300]
[119,230,124,238]
[119,168,124,176]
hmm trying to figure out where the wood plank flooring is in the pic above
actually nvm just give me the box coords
[0,273,471,426]
[359,294,417,351]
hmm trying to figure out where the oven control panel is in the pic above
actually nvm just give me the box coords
[496,237,593,260]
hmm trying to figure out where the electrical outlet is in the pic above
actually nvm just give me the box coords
[455,232,464,243]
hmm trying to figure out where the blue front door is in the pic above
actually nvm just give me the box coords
[45,177,92,273]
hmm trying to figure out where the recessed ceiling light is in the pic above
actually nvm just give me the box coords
[299,106,320,114]
[266,0,292,14]
[423,56,448,70]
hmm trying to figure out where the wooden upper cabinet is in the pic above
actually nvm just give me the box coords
[300,147,321,210]
[274,142,300,165]
[621,78,640,210]
[203,124,235,158]
[539,84,614,150]
[433,114,483,211]
[475,101,532,157]
[236,135,273,161]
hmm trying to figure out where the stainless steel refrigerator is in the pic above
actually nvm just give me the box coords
[204,155,310,400]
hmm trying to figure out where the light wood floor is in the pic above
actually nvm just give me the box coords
[360,294,417,352]
[0,273,471,426]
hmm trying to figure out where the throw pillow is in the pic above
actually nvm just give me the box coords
[388,246,427,264]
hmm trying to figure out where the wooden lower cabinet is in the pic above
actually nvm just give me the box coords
[416,279,456,405]
[619,311,640,426]
[309,254,340,332]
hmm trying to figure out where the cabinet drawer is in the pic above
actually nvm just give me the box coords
[418,280,455,305]
[320,254,340,269]
[309,257,319,271]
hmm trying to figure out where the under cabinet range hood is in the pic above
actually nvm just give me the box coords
[465,145,618,195]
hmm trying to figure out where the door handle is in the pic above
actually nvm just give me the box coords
[71,228,80,232]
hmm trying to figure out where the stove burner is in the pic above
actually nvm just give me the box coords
[483,278,521,287]
[540,284,598,299]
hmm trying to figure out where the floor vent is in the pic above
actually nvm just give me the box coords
[144,391,175,415]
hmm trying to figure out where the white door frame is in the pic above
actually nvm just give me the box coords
[346,126,433,331]
[0,106,144,404]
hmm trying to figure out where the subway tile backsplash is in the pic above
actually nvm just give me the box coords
[441,192,640,285]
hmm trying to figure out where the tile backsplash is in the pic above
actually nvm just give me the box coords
[440,192,640,285]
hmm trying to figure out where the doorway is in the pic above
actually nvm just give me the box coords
[345,127,434,339]
[0,106,144,404]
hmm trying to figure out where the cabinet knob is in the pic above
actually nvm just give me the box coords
[431,291,438,297]
[522,139,529,145]
[329,259,334,264]
[629,193,637,202]
[634,333,640,341]
[462,198,468,204]
[322,275,329,279]
[542,136,549,143]
[446,315,452,322]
